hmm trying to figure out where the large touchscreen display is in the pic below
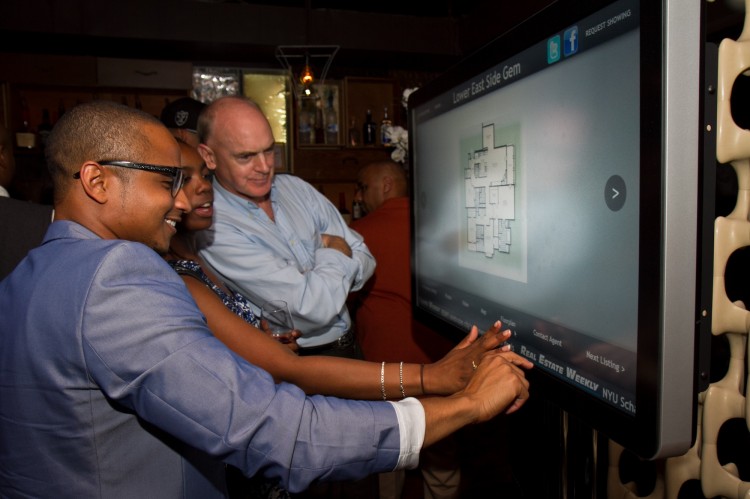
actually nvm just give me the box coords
[410,0,707,459]
[412,0,640,414]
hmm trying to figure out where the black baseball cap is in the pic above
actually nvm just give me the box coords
[160,97,206,132]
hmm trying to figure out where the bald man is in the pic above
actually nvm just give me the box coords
[351,160,462,499]
[351,160,455,363]
[196,96,375,358]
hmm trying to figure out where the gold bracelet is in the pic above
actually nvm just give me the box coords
[420,364,425,395]
[380,362,387,400]
[399,361,406,399]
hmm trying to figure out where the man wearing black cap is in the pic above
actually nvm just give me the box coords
[160,96,206,148]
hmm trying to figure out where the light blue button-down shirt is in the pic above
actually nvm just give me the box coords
[198,174,376,348]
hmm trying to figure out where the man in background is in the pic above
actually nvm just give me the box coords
[350,160,460,499]
[351,160,455,366]
[196,96,374,359]
[161,96,206,148]
[0,121,53,278]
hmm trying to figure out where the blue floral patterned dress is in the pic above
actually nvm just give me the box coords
[169,259,260,327]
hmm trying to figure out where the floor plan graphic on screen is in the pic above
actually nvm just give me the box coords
[461,123,526,282]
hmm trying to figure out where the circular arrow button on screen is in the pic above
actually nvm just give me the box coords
[605,175,626,212]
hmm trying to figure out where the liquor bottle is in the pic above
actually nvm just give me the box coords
[298,108,312,145]
[352,200,363,220]
[380,106,392,146]
[362,109,376,145]
[338,192,352,224]
[314,100,325,144]
[16,98,35,149]
[37,109,53,147]
[20,98,30,132]
[348,116,360,147]
[325,90,338,145]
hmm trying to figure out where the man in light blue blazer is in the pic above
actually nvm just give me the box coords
[0,100,531,498]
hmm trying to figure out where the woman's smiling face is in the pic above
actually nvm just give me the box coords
[178,141,214,233]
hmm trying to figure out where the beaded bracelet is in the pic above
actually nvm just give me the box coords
[380,361,387,400]
[399,361,406,399]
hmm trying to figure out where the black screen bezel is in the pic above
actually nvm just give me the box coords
[408,0,706,459]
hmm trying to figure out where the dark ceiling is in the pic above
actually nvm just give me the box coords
[0,0,747,77]
[203,0,749,39]
[197,0,485,17]
[0,0,559,75]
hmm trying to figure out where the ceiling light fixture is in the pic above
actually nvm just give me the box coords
[275,45,339,99]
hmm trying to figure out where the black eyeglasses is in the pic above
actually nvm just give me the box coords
[73,161,186,197]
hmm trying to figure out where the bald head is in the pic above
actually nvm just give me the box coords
[197,96,264,144]
[0,121,16,190]
[196,96,276,204]
[355,160,408,214]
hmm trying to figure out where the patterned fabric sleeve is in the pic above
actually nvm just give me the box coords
[168,259,260,328]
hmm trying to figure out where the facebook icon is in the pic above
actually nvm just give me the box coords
[563,26,578,57]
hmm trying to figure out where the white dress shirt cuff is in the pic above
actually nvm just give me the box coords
[389,397,425,470]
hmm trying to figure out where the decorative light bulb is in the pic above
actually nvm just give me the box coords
[300,64,314,85]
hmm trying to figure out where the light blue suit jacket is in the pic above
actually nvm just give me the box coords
[0,221,400,498]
